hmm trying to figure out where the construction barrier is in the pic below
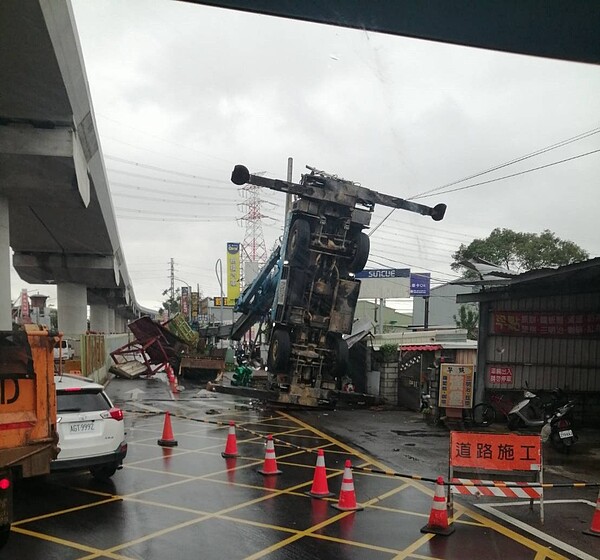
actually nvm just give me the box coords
[128,409,600,493]
[449,431,544,522]
[450,478,543,499]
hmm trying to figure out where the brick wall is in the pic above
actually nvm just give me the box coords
[380,362,399,404]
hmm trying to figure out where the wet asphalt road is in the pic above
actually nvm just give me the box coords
[3,374,599,560]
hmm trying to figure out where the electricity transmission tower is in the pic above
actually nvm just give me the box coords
[238,179,269,282]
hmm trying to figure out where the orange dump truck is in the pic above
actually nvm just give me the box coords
[0,325,59,548]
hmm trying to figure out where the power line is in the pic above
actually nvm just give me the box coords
[409,126,600,200]
[105,155,230,183]
[412,148,600,200]
[116,208,237,221]
[382,215,478,242]
[370,126,600,233]
[116,215,225,223]
[372,227,465,251]
[368,253,461,279]
[111,189,234,207]
[97,113,234,165]
[108,169,232,190]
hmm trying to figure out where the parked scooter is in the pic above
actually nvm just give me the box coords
[541,399,578,453]
[507,385,568,431]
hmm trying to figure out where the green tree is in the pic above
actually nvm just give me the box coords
[453,304,479,340]
[451,228,588,277]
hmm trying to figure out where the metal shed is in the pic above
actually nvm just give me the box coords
[458,258,600,425]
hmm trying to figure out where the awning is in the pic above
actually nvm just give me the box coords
[400,344,442,352]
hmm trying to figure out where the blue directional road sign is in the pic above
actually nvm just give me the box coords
[410,273,431,296]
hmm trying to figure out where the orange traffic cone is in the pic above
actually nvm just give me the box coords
[165,364,178,391]
[421,476,455,536]
[158,411,178,447]
[221,421,240,458]
[583,488,600,537]
[331,460,363,511]
[257,434,282,475]
[306,449,334,498]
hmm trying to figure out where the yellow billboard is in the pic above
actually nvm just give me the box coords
[226,242,240,302]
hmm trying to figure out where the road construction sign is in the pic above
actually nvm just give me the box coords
[449,431,544,522]
[450,432,541,472]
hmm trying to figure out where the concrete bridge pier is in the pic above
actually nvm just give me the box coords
[115,314,128,333]
[89,302,109,333]
[108,308,116,333]
[0,198,11,330]
[57,283,88,336]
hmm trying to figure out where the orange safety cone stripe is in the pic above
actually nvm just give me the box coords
[331,460,363,512]
[306,449,334,498]
[257,434,282,476]
[222,421,239,458]
[420,476,454,536]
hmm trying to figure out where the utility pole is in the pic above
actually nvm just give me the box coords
[169,258,175,318]
[285,157,293,217]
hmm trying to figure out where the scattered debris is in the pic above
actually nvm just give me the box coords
[195,389,217,399]
[110,360,146,379]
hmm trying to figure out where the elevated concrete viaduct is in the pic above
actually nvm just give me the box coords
[0,0,153,335]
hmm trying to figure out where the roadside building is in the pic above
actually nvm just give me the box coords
[458,257,600,427]
[354,300,411,332]
[369,329,476,410]
[412,282,477,328]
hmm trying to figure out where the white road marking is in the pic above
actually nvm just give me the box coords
[476,500,597,560]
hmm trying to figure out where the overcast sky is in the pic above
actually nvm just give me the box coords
[13,1,600,311]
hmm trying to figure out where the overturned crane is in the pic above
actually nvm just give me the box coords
[214,164,447,408]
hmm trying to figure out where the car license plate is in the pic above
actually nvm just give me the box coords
[559,429,573,439]
[69,422,95,433]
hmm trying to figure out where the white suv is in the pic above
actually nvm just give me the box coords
[52,374,127,480]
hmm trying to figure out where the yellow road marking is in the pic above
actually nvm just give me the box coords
[100,474,330,556]
[11,526,135,560]
[241,459,419,559]
[457,505,569,560]
[15,408,574,560]
[13,497,121,526]
[77,514,215,560]
[281,412,435,497]
[407,553,443,560]
[282,412,571,560]
[310,531,405,555]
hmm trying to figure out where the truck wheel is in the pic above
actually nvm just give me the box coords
[287,219,311,266]
[267,329,291,373]
[348,232,370,273]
